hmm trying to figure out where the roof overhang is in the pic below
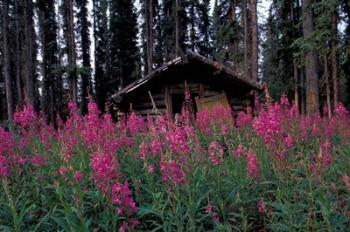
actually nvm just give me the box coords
[111,51,263,103]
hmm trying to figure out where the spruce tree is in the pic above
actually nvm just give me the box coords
[211,0,241,69]
[109,0,139,88]
[140,0,160,74]
[342,0,350,107]
[93,0,108,111]
[161,0,187,60]
[76,0,91,114]
[37,0,61,122]
[262,0,302,101]
[187,0,200,52]
[198,0,212,57]
[1,0,14,122]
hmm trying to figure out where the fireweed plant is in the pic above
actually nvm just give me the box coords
[0,93,350,231]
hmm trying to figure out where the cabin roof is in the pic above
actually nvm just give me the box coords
[111,51,263,103]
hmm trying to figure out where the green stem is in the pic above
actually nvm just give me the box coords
[2,178,21,232]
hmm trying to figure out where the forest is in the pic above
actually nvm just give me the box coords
[0,0,349,123]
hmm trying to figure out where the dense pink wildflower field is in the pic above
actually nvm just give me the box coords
[1,95,350,231]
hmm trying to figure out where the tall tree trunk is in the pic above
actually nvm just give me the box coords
[301,71,306,115]
[291,1,299,111]
[39,11,49,119]
[146,0,154,73]
[78,0,92,114]
[344,0,350,106]
[15,0,23,109]
[24,0,36,107]
[242,0,249,78]
[293,62,299,110]
[331,12,338,107]
[250,0,258,81]
[66,0,77,104]
[2,0,14,123]
[302,0,319,115]
[323,55,332,118]
[175,0,180,57]
[189,2,195,51]
[230,2,239,72]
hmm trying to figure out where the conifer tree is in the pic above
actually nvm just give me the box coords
[198,0,211,57]
[93,0,108,110]
[109,0,139,88]
[37,0,61,122]
[76,0,91,114]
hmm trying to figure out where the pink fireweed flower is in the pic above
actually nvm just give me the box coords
[151,140,163,155]
[126,112,146,135]
[284,134,293,149]
[280,94,290,110]
[323,141,331,151]
[139,142,148,160]
[311,115,322,137]
[299,117,311,139]
[221,125,229,136]
[119,219,140,232]
[82,101,101,148]
[236,107,253,128]
[205,203,220,223]
[13,104,36,129]
[167,127,191,155]
[39,124,57,148]
[111,181,138,216]
[160,160,184,186]
[253,104,281,144]
[148,164,154,174]
[323,154,332,165]
[196,109,212,135]
[288,103,298,118]
[61,137,79,162]
[59,166,66,176]
[246,151,260,181]
[31,155,46,166]
[257,199,266,213]
[91,151,118,191]
[65,101,83,132]
[180,88,193,124]
[321,141,332,166]
[100,113,116,139]
[208,141,224,165]
[0,127,15,157]
[74,171,83,183]
[325,119,336,138]
[18,157,27,166]
[334,103,349,118]
[235,144,246,158]
[196,105,233,135]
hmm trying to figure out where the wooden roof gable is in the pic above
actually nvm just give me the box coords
[111,51,263,103]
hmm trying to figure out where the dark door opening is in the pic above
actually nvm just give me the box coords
[171,93,198,116]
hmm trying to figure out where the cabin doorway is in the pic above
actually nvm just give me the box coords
[171,93,198,116]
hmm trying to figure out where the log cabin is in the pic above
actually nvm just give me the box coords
[110,51,263,118]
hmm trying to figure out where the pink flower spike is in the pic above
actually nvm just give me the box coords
[31,155,46,166]
[59,166,65,176]
[74,171,83,183]
[257,199,266,213]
